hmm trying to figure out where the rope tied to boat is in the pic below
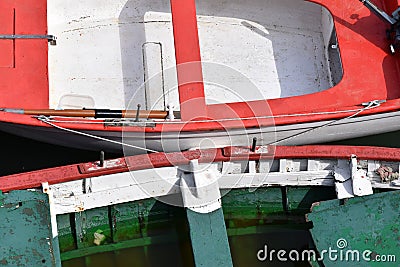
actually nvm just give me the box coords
[36,115,159,153]
[268,100,384,145]
[35,100,383,151]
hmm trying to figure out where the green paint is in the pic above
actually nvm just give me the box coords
[308,191,400,267]
[222,188,284,220]
[110,202,141,242]
[58,187,331,261]
[55,186,399,266]
[287,187,337,214]
[0,190,61,267]
[186,208,233,267]
[75,207,111,249]
[57,214,75,252]
[61,234,178,261]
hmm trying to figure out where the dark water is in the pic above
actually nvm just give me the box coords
[0,131,119,177]
[62,229,314,267]
[1,130,399,266]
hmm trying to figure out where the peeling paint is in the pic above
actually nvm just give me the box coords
[22,208,34,216]
[0,190,61,266]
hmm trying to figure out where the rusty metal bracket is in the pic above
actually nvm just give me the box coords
[0,34,57,45]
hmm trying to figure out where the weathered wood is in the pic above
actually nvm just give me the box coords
[186,208,233,267]
[0,190,61,267]
[47,156,400,215]
[307,191,400,266]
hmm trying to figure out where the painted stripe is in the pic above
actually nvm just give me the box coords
[170,0,207,120]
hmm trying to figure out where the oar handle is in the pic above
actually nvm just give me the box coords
[20,109,180,119]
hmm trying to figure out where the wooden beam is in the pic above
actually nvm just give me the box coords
[186,208,233,267]
[170,0,207,120]
[0,191,61,266]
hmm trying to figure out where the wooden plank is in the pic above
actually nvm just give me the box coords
[48,166,400,215]
[222,188,285,220]
[3,145,400,194]
[218,171,336,188]
[75,207,112,249]
[0,190,61,267]
[57,214,76,253]
[170,0,207,120]
[307,191,400,266]
[186,208,233,267]
[110,202,141,242]
[286,187,337,214]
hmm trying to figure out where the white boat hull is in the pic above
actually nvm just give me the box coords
[1,111,400,153]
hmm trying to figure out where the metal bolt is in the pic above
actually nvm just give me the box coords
[135,104,141,122]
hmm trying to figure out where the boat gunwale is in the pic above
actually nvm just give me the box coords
[1,144,400,193]
[0,98,399,132]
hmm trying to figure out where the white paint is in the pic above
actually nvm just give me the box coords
[248,161,257,174]
[350,155,373,196]
[57,94,95,109]
[143,42,165,110]
[50,169,179,214]
[392,179,400,187]
[258,160,272,173]
[221,161,247,174]
[180,160,222,213]
[335,180,355,200]
[334,159,351,183]
[48,0,338,110]
[279,159,288,172]
[42,182,58,238]
[334,159,354,199]
[218,170,335,188]
[49,155,400,215]
[2,108,400,154]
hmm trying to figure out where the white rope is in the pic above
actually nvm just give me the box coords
[268,100,381,145]
[35,100,382,151]
[37,116,159,153]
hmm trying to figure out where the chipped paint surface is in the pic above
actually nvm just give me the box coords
[0,190,61,267]
[78,158,127,174]
[49,155,400,215]
[308,191,400,266]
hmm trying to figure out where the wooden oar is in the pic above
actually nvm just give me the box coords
[0,107,181,119]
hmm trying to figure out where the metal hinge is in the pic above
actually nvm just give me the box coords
[0,35,57,45]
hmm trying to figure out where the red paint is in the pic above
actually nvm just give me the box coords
[1,145,400,192]
[0,7,14,68]
[207,0,400,119]
[170,0,207,120]
[78,158,128,174]
[0,0,48,109]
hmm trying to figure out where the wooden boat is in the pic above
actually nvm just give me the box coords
[1,145,399,266]
[2,0,400,153]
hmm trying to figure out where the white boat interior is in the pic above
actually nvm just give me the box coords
[48,0,343,112]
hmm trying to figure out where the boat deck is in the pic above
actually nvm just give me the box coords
[47,0,338,110]
[1,0,400,116]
